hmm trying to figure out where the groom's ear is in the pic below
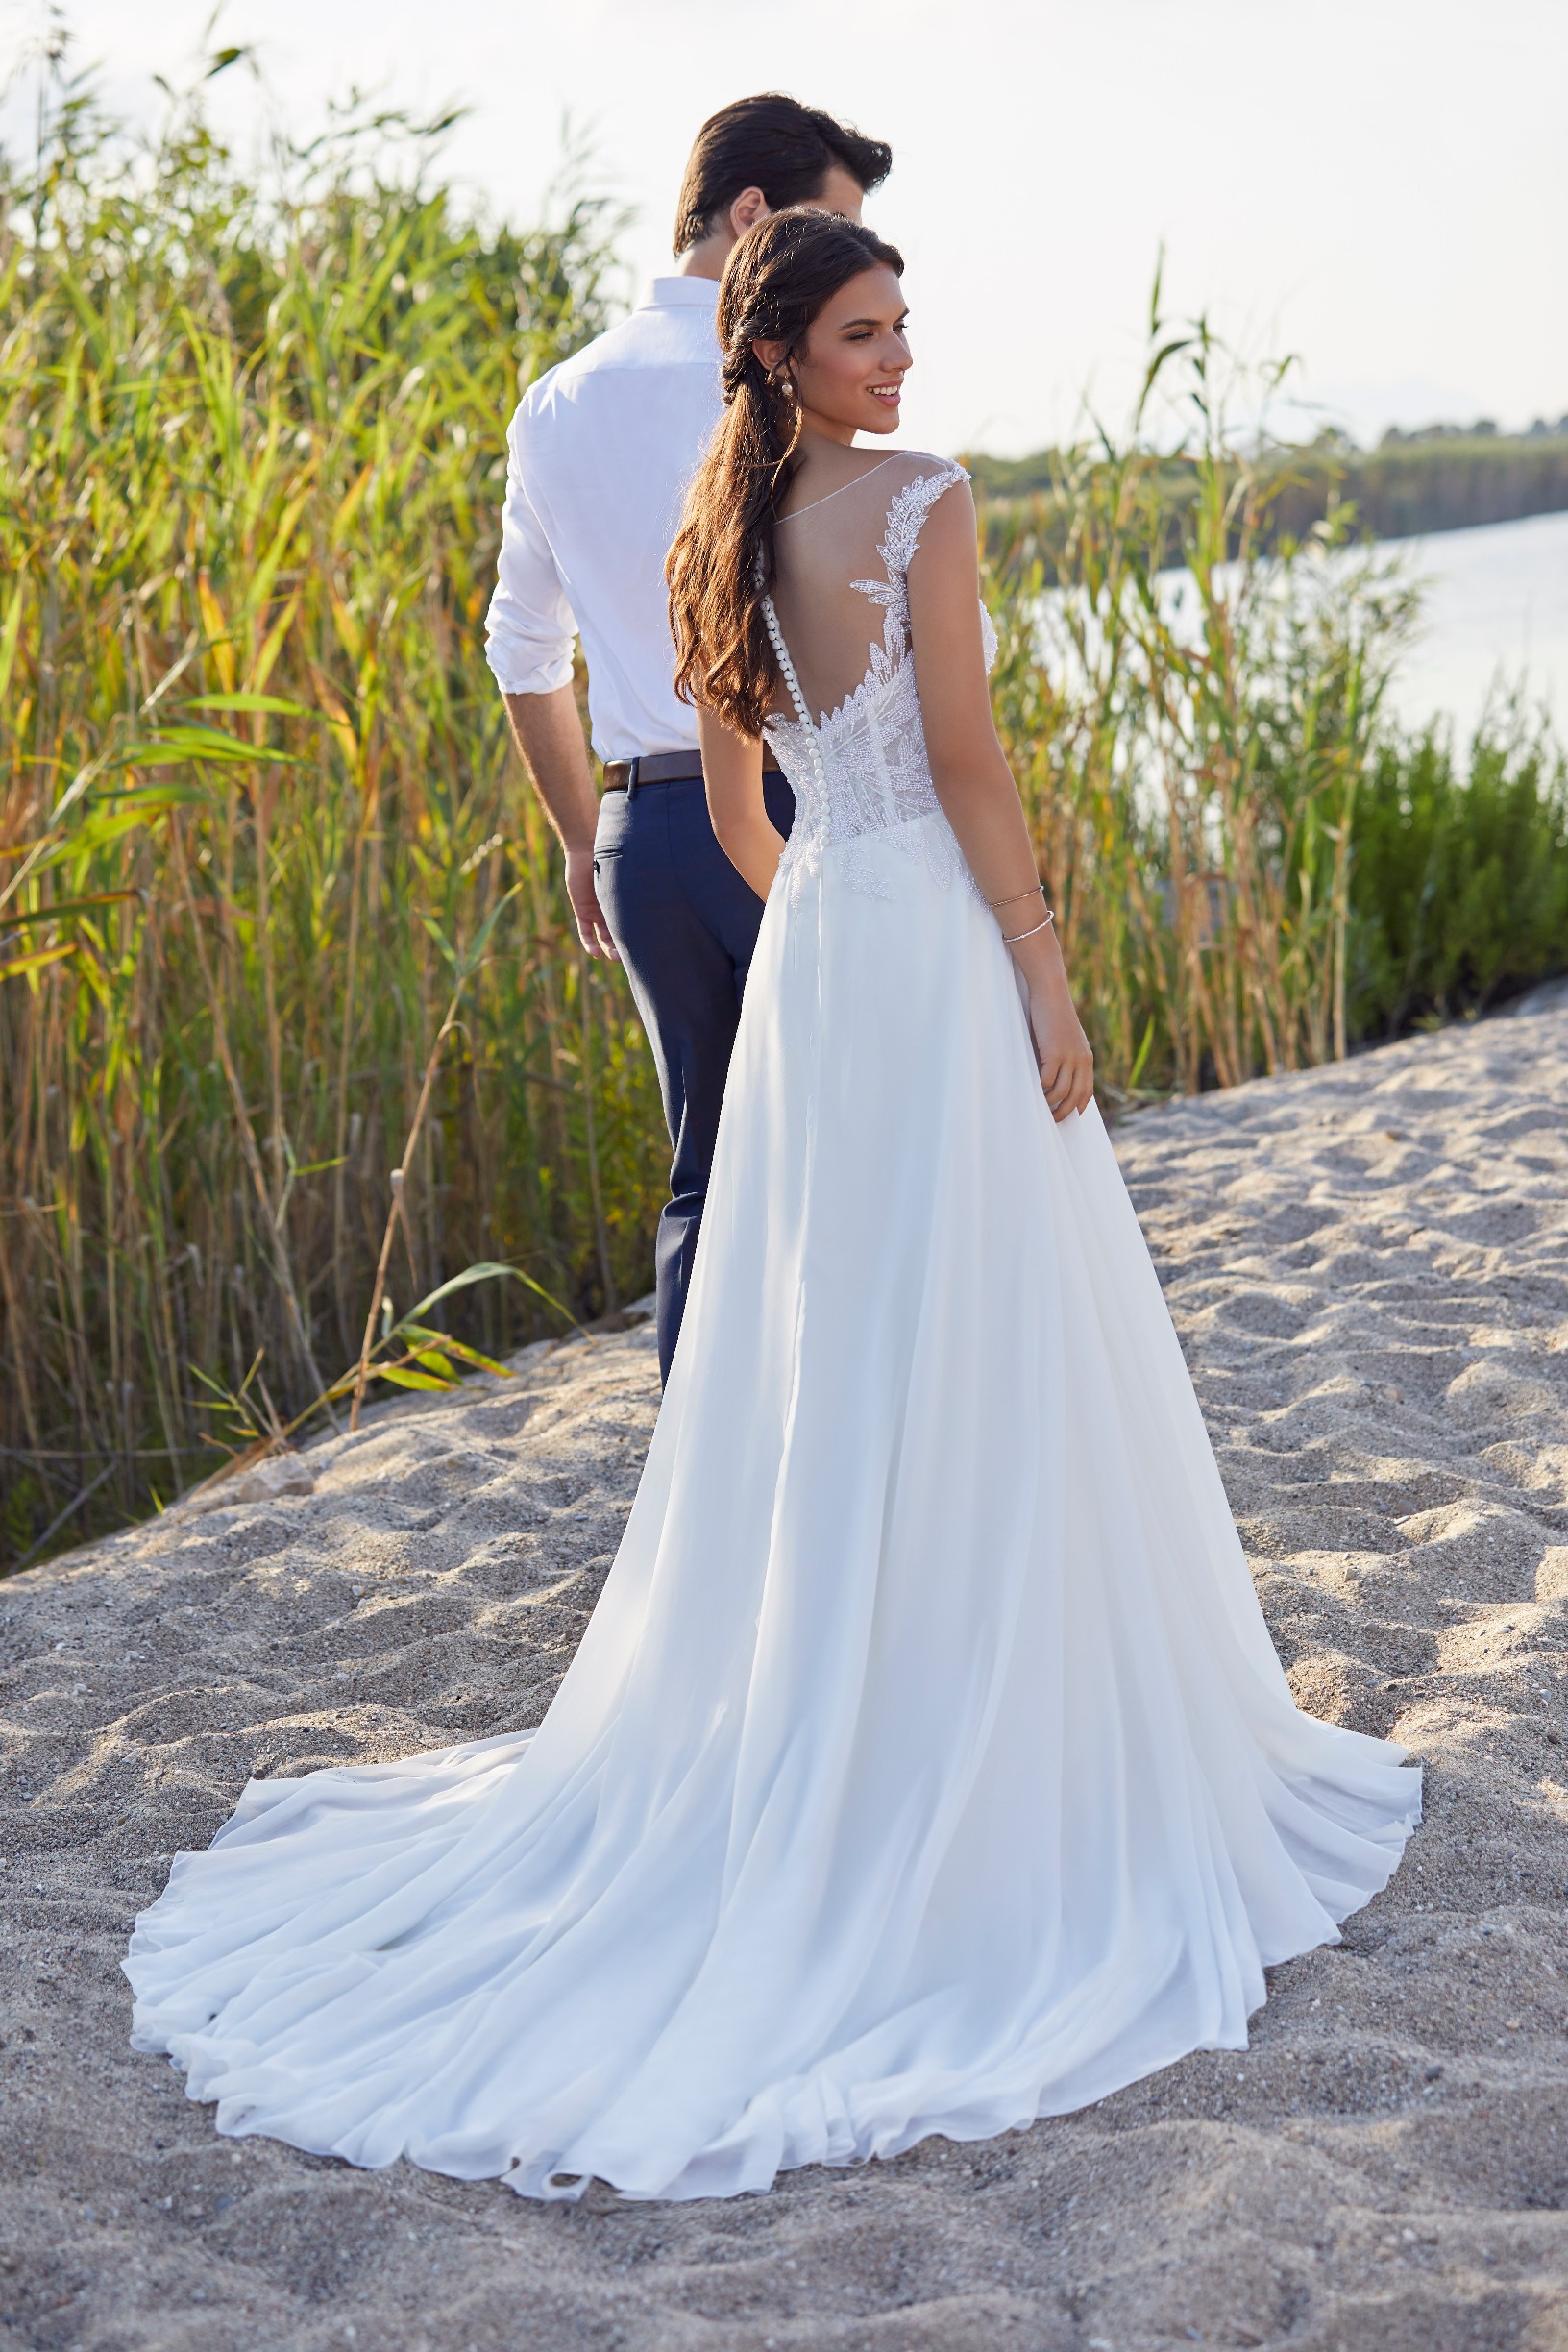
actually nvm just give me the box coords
[727,185,771,241]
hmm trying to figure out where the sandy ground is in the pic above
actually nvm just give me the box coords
[3,985,1567,2352]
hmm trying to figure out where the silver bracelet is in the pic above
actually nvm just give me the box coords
[1002,911,1055,946]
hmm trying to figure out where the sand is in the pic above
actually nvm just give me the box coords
[3,984,1566,2351]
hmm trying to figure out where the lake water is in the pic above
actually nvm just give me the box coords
[1044,507,1568,752]
[1378,507,1568,744]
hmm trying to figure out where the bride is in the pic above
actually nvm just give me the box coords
[126,210,1419,2204]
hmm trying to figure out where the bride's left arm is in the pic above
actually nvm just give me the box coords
[908,483,1094,1120]
[699,706,786,901]
[906,482,1043,902]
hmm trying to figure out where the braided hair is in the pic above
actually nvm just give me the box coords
[668,208,904,739]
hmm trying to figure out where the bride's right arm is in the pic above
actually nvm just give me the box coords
[907,484,1094,1121]
[698,706,787,901]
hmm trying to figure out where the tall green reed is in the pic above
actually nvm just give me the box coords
[982,299,1427,1098]
[1,92,666,1563]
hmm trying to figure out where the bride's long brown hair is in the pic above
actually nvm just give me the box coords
[668,209,904,740]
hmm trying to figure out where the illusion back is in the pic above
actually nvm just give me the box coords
[762,454,994,901]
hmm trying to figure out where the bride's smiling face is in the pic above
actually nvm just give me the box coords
[757,266,911,443]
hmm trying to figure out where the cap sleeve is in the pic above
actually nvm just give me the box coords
[879,458,970,579]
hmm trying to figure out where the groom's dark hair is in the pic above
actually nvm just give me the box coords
[674,95,892,255]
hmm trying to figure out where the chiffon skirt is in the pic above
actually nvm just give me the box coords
[126,812,1420,2200]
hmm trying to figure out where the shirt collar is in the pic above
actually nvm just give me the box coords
[642,274,722,311]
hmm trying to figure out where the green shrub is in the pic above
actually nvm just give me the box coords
[1347,718,1568,1039]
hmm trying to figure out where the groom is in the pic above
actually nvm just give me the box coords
[484,95,892,1383]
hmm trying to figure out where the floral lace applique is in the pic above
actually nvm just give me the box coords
[849,460,968,684]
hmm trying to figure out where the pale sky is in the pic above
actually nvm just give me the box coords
[4,0,1565,457]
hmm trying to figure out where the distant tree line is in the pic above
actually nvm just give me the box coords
[969,423,1568,554]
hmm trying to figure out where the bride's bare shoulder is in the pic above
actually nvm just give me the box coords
[888,448,967,477]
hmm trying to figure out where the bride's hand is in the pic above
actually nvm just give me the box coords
[1026,971,1095,1121]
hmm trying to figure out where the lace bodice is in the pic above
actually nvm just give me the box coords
[762,458,997,903]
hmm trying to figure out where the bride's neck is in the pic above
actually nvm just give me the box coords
[795,413,858,453]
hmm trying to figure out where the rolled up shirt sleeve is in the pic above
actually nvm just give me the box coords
[483,406,577,696]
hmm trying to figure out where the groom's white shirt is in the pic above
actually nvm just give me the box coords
[483,275,723,763]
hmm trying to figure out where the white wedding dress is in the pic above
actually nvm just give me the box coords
[126,456,1419,2202]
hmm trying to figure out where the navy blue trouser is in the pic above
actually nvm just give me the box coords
[593,769,795,1384]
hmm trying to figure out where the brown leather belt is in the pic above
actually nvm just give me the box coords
[602,750,783,792]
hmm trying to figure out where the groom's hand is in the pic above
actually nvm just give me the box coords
[502,689,618,960]
[565,845,620,962]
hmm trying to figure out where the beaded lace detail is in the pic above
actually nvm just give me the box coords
[762,461,997,904]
